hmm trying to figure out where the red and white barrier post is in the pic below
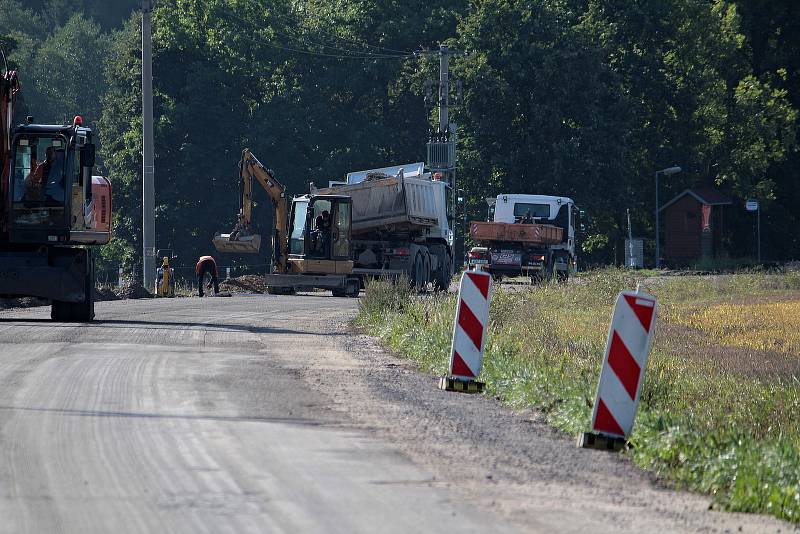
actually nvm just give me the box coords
[580,287,658,450]
[439,270,492,394]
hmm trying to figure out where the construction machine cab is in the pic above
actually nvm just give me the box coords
[7,120,107,245]
[287,194,353,273]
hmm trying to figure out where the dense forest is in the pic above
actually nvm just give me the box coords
[1,0,798,276]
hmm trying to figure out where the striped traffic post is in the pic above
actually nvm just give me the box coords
[439,270,492,394]
[580,287,658,451]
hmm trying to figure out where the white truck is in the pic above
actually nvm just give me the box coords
[468,194,579,282]
[316,162,454,290]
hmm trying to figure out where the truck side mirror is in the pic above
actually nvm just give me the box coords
[81,143,96,168]
[457,188,465,204]
[579,209,587,231]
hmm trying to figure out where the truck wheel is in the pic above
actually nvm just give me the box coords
[554,253,570,283]
[52,250,95,322]
[411,253,425,291]
[433,253,452,291]
[345,278,360,298]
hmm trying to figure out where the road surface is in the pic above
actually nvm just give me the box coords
[0,296,790,533]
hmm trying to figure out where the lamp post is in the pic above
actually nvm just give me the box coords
[655,166,681,269]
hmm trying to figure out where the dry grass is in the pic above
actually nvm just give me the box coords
[672,300,800,356]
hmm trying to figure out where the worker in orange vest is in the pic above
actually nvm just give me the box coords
[195,255,219,297]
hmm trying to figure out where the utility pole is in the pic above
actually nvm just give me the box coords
[141,0,156,288]
[426,44,461,269]
[438,44,450,132]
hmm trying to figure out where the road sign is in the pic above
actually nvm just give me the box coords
[440,270,492,393]
[745,199,759,212]
[580,290,658,449]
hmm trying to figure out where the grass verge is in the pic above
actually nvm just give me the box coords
[355,270,800,523]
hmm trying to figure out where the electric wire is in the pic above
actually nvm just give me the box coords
[272,3,417,56]
[242,0,416,55]
[218,7,419,60]
[221,9,413,59]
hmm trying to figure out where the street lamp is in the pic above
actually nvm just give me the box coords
[655,166,681,269]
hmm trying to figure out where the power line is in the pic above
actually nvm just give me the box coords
[218,6,418,60]
[221,9,412,59]
[276,4,416,56]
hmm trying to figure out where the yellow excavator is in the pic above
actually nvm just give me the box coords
[213,149,359,296]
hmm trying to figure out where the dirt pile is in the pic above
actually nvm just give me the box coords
[95,286,119,302]
[115,282,153,300]
[219,275,268,294]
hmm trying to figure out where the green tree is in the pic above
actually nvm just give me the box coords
[32,14,109,126]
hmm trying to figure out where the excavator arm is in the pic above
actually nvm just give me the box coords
[213,149,289,273]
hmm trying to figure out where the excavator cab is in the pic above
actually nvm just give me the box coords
[287,194,354,274]
[7,121,109,245]
[212,149,358,296]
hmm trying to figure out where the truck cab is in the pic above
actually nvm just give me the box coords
[469,194,579,282]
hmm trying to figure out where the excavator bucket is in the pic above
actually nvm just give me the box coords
[212,232,262,254]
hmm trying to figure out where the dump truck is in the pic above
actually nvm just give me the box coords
[0,56,112,321]
[315,162,453,290]
[213,149,360,296]
[468,194,578,282]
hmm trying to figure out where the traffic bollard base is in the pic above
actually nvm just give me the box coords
[438,376,485,394]
[578,431,629,452]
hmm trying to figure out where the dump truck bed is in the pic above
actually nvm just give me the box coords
[469,221,563,245]
[319,176,439,235]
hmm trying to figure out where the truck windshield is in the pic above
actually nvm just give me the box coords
[11,136,68,227]
[289,200,309,254]
[513,203,550,220]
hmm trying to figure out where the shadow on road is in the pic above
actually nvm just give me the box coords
[0,405,331,426]
[0,318,346,337]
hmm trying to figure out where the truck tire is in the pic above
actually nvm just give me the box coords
[345,278,360,298]
[422,252,431,289]
[429,244,451,292]
[51,249,95,322]
[554,253,570,283]
[433,253,452,291]
[411,252,425,291]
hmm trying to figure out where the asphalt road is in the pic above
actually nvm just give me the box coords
[0,295,791,533]
[0,296,509,533]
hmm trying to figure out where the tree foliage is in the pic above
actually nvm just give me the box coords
[2,0,798,269]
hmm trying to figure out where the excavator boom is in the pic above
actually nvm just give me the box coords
[213,149,288,272]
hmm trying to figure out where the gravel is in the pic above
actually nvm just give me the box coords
[275,309,793,533]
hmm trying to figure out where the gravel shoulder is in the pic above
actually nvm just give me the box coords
[277,298,794,534]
